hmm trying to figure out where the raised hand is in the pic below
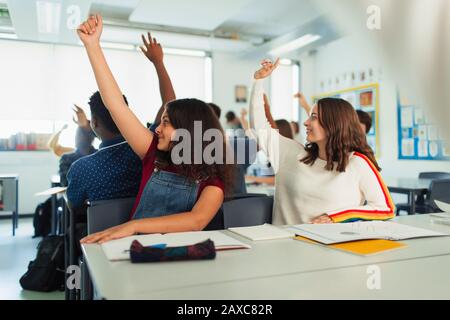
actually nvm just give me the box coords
[77,14,103,47]
[72,104,90,129]
[140,32,163,64]
[294,92,311,114]
[254,58,280,80]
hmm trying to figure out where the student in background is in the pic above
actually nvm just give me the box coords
[209,103,257,194]
[356,109,372,134]
[250,59,395,224]
[245,95,293,186]
[58,106,96,186]
[290,121,300,141]
[77,15,233,244]
[47,124,74,157]
[225,110,245,137]
[66,91,142,210]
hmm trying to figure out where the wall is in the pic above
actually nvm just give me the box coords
[299,34,450,180]
[0,152,58,215]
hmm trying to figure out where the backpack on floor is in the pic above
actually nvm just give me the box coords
[19,235,65,292]
[33,197,52,238]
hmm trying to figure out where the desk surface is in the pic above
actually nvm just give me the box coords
[385,177,431,191]
[82,215,450,299]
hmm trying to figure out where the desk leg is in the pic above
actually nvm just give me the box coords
[12,179,19,236]
[51,194,57,235]
[409,191,416,215]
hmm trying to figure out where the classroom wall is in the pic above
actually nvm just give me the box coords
[299,34,450,180]
[0,152,58,215]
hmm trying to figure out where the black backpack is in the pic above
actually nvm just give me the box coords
[33,197,52,238]
[20,235,65,292]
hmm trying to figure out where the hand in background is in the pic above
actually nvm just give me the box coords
[140,32,164,65]
[72,104,90,129]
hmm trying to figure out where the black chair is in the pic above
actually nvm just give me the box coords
[396,172,450,214]
[80,197,136,300]
[421,179,450,213]
[223,195,273,228]
[397,178,450,214]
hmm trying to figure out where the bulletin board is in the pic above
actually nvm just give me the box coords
[312,83,380,157]
[397,96,450,160]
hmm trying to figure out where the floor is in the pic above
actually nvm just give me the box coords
[0,217,64,300]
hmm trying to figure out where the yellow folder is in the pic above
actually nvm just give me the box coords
[295,236,407,256]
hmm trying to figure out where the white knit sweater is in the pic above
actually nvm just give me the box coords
[249,79,395,224]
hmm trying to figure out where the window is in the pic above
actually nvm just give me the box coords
[0,39,211,148]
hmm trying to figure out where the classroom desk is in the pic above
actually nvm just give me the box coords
[0,174,19,236]
[385,177,431,214]
[82,214,450,300]
[137,254,450,300]
[246,183,275,196]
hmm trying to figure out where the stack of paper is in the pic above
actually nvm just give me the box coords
[228,224,295,241]
[101,230,251,261]
[431,200,450,225]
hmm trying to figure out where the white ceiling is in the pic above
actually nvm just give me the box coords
[129,0,255,31]
[3,0,340,55]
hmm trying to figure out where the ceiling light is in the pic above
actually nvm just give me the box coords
[269,34,321,56]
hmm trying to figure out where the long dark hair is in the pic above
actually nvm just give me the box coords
[155,98,235,195]
[275,119,294,139]
[301,98,380,172]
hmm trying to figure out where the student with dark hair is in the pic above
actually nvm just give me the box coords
[250,59,395,225]
[77,16,233,244]
[225,110,244,136]
[66,91,142,209]
[208,103,257,194]
[58,106,96,186]
[356,109,372,134]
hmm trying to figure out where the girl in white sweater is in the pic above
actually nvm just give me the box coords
[250,59,395,224]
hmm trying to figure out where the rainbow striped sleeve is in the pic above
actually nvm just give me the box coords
[328,152,396,223]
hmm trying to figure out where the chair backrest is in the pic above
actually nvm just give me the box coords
[87,197,136,234]
[223,195,273,228]
[418,172,450,179]
[428,179,450,211]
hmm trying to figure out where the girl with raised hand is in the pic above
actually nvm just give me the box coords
[77,15,233,243]
[249,59,395,224]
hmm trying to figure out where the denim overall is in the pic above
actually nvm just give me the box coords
[132,168,200,220]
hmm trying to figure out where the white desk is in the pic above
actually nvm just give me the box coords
[82,215,450,299]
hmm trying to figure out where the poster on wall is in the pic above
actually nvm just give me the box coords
[313,84,380,157]
[397,96,450,160]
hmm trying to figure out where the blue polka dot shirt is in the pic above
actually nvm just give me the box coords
[67,136,142,208]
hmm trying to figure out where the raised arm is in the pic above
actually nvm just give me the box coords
[294,92,312,115]
[140,32,176,125]
[263,93,277,129]
[47,124,74,157]
[248,58,284,172]
[77,15,153,159]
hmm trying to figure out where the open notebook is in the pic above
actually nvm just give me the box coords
[101,230,251,261]
[287,221,448,245]
[228,224,295,241]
